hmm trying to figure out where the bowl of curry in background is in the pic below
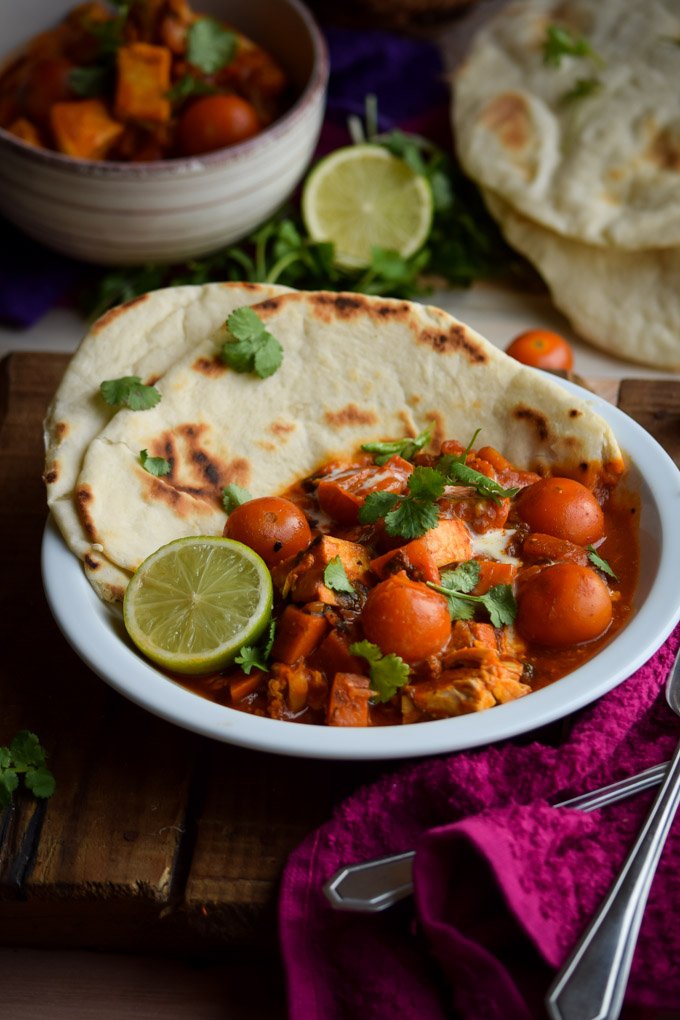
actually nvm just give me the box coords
[0,0,328,265]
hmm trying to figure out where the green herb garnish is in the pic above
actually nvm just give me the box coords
[69,64,111,97]
[361,424,434,466]
[222,484,252,513]
[100,375,161,411]
[220,307,283,379]
[559,77,603,105]
[587,545,618,580]
[0,731,55,810]
[167,74,217,104]
[543,24,601,66]
[323,556,355,594]
[186,17,237,74]
[235,620,276,675]
[349,640,410,703]
[438,429,519,503]
[429,562,517,628]
[139,449,171,476]
[358,465,445,539]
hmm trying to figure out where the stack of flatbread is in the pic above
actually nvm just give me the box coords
[44,282,624,603]
[452,0,680,369]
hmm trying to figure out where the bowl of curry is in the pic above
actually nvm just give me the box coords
[42,377,680,759]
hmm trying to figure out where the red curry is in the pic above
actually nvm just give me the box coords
[178,432,639,727]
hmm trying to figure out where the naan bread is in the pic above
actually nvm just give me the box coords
[454,0,680,249]
[44,281,289,601]
[73,289,624,589]
[483,189,680,370]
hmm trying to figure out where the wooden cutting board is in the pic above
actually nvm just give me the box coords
[0,352,678,953]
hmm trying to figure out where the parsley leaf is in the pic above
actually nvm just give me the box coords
[220,307,283,379]
[323,556,355,594]
[349,640,410,703]
[361,424,434,466]
[543,24,601,66]
[587,545,618,580]
[358,466,445,539]
[235,620,276,675]
[0,731,55,810]
[100,375,161,411]
[429,565,517,628]
[222,484,252,513]
[140,449,171,476]
[186,18,237,74]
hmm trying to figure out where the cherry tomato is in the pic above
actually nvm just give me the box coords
[515,477,604,546]
[506,329,574,371]
[223,496,312,567]
[516,562,612,646]
[177,94,261,156]
[360,572,451,663]
[21,57,74,124]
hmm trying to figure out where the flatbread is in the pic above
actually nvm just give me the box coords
[453,0,680,249]
[73,289,624,588]
[44,281,289,601]
[483,188,680,370]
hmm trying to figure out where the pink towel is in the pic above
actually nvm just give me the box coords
[279,625,680,1019]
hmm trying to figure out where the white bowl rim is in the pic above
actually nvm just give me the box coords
[41,377,680,760]
[0,0,329,177]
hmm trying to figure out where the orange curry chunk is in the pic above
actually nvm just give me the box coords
[51,98,124,158]
[278,535,371,604]
[115,43,172,123]
[327,673,372,727]
[371,517,472,581]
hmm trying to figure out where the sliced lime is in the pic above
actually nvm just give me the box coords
[301,143,434,269]
[123,536,273,675]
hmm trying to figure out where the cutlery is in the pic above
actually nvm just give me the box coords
[546,645,680,1020]
[323,760,670,913]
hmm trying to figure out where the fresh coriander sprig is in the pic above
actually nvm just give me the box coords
[139,449,171,477]
[323,557,355,594]
[358,466,445,539]
[361,424,434,466]
[349,640,410,703]
[543,25,602,67]
[220,307,283,378]
[100,376,161,411]
[587,545,618,580]
[222,484,252,513]
[186,17,237,74]
[235,620,276,675]
[0,731,56,810]
[559,77,603,105]
[438,429,519,504]
[428,562,517,628]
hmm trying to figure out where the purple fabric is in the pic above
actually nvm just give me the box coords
[279,625,680,1019]
[0,218,85,329]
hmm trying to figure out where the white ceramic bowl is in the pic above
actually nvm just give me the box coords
[0,0,328,265]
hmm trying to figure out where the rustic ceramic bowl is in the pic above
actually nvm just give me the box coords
[0,0,328,265]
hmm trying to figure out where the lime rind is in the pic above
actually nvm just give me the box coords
[123,536,273,675]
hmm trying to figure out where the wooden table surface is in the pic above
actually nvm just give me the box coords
[1,352,679,958]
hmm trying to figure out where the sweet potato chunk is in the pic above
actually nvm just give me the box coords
[50,98,124,159]
[327,673,371,727]
[271,605,328,665]
[282,535,371,604]
[115,43,171,123]
[371,518,472,580]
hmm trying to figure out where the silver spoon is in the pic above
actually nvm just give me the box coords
[546,644,680,1020]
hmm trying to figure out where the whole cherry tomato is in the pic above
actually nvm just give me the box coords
[177,94,261,156]
[516,562,612,646]
[515,477,604,546]
[360,572,451,663]
[223,496,312,567]
[506,329,574,371]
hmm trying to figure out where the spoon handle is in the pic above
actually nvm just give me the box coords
[546,740,680,1020]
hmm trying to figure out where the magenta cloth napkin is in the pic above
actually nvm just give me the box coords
[279,624,680,1019]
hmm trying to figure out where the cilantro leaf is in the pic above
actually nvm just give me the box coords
[0,731,55,810]
[559,77,602,105]
[221,307,283,379]
[167,74,217,103]
[222,484,252,513]
[441,459,519,504]
[429,566,517,628]
[362,424,434,466]
[440,561,480,594]
[235,620,276,675]
[543,24,601,66]
[587,545,618,580]
[186,18,236,74]
[69,64,111,97]
[140,449,171,476]
[100,376,161,411]
[358,466,444,539]
[323,556,354,594]
[349,640,410,703]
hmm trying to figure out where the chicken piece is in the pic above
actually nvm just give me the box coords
[115,43,172,124]
[50,99,124,159]
[406,646,529,718]
[268,663,327,718]
[370,517,472,581]
[275,535,371,605]
[327,673,371,727]
[448,619,497,652]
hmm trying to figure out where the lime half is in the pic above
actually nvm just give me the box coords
[123,536,273,675]
[301,143,433,269]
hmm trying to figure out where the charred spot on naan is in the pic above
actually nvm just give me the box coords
[75,483,100,541]
[417,323,488,363]
[269,419,296,439]
[91,293,149,333]
[646,124,680,173]
[324,404,378,428]
[512,404,550,442]
[141,424,250,507]
[44,464,59,485]
[481,92,534,152]
[192,354,227,377]
[307,292,413,324]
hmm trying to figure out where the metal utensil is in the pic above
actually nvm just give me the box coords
[324,760,670,913]
[546,645,680,1020]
